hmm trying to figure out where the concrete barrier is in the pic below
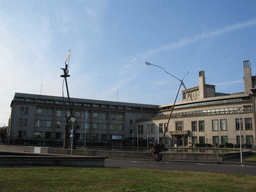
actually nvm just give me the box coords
[50,148,251,162]
[0,145,50,154]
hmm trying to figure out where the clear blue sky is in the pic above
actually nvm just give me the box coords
[0,0,256,126]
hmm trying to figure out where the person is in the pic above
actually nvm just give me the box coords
[150,142,161,159]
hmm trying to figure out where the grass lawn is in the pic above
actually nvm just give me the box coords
[0,167,255,192]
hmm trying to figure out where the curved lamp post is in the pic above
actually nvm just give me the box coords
[145,62,192,146]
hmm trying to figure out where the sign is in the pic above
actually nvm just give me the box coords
[169,130,190,135]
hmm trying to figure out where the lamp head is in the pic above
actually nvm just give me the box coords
[145,62,152,66]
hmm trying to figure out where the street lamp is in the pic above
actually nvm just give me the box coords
[238,108,243,164]
[145,62,192,146]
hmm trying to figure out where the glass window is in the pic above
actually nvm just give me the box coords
[159,124,163,133]
[20,107,24,115]
[102,113,107,120]
[118,114,124,120]
[199,136,205,144]
[110,124,116,131]
[164,123,168,132]
[46,121,52,128]
[35,120,42,127]
[212,120,218,131]
[85,111,90,119]
[56,121,62,128]
[101,124,107,130]
[151,124,155,134]
[23,119,28,127]
[75,111,81,118]
[85,123,90,129]
[117,124,123,131]
[93,123,98,129]
[220,119,227,131]
[46,109,53,116]
[25,107,29,115]
[213,136,219,145]
[192,137,197,144]
[176,122,183,131]
[246,136,253,145]
[221,136,228,144]
[191,121,197,132]
[110,113,116,120]
[36,108,43,115]
[245,118,252,130]
[236,135,244,144]
[19,118,23,126]
[56,110,63,117]
[236,118,243,130]
[93,112,99,119]
[199,121,205,132]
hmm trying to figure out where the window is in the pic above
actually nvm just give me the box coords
[159,124,163,133]
[130,120,133,124]
[56,132,61,139]
[245,118,252,130]
[192,137,197,144]
[56,110,63,117]
[213,136,219,145]
[75,111,81,118]
[56,121,62,128]
[23,130,27,137]
[147,124,150,133]
[36,108,43,115]
[220,119,227,131]
[45,132,51,139]
[110,113,116,120]
[85,123,90,129]
[46,109,53,116]
[151,124,155,134]
[118,114,124,120]
[221,136,228,144]
[23,119,28,127]
[246,136,253,145]
[164,123,168,132]
[35,132,41,139]
[101,124,107,130]
[46,121,52,128]
[235,118,243,130]
[19,118,23,126]
[93,112,99,119]
[20,107,24,115]
[176,122,183,131]
[199,136,205,144]
[25,107,28,115]
[117,124,124,131]
[236,136,244,144]
[35,120,42,127]
[102,113,107,120]
[85,111,90,119]
[212,120,218,131]
[199,121,205,132]
[191,121,197,132]
[93,123,98,129]
[110,124,116,131]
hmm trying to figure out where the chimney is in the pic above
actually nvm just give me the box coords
[243,60,252,94]
[199,70,205,99]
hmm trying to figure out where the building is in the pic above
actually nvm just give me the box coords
[7,60,256,148]
[137,60,256,148]
[7,93,158,146]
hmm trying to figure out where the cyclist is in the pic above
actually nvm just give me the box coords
[150,142,161,159]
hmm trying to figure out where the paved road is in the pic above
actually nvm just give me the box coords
[105,158,256,176]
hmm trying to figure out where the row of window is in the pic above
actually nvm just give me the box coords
[192,135,254,145]
[35,120,124,131]
[36,108,124,121]
[137,123,168,135]
[16,97,156,111]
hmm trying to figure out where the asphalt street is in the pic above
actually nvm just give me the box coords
[105,158,256,176]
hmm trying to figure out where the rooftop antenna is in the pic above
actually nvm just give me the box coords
[145,62,193,146]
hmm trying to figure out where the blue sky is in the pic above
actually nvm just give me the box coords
[0,0,256,126]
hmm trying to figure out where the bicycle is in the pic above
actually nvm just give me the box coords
[145,153,166,164]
